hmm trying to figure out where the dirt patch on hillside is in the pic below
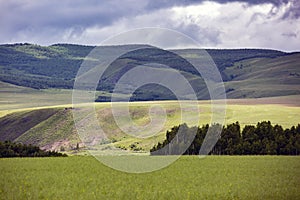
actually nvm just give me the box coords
[41,140,84,151]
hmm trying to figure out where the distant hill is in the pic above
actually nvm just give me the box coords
[0,43,299,100]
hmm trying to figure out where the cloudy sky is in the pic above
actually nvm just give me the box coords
[1,0,299,51]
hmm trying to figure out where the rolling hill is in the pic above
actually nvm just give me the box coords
[0,97,299,152]
[223,53,300,98]
[1,43,299,100]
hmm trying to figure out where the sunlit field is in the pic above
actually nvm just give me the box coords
[1,92,300,151]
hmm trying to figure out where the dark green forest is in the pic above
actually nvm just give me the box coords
[0,141,67,157]
[150,121,300,155]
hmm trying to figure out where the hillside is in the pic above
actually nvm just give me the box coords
[1,98,299,152]
[1,43,299,100]
[0,108,59,141]
[223,53,300,98]
[0,107,79,151]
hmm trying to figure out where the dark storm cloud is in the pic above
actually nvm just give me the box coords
[0,0,148,43]
[0,0,143,31]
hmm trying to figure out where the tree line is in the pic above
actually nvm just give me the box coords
[0,141,67,157]
[150,121,300,155]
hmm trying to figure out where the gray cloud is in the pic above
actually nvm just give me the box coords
[281,32,297,38]
[176,23,221,46]
[0,0,147,43]
[0,0,143,28]
[0,0,299,51]
[281,0,300,19]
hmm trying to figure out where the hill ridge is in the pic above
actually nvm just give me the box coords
[0,43,299,100]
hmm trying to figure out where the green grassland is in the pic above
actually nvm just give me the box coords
[0,156,299,199]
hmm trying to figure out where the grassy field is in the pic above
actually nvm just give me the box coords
[0,156,299,199]
[1,93,300,151]
[0,81,73,112]
[93,99,300,151]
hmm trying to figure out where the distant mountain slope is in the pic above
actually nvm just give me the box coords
[0,43,299,99]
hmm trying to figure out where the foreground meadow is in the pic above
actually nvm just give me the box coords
[0,156,299,199]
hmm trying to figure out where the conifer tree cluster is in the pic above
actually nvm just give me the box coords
[150,121,300,155]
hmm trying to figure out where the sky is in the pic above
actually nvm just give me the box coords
[0,0,300,51]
